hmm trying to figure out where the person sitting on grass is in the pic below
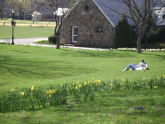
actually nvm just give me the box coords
[123,60,149,71]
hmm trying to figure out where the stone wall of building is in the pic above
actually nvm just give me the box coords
[59,0,115,48]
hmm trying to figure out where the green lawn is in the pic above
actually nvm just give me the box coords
[0,44,164,123]
[0,44,164,92]
[0,26,54,39]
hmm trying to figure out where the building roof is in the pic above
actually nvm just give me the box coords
[93,0,164,26]
[56,8,70,16]
[154,7,165,26]
[93,0,129,26]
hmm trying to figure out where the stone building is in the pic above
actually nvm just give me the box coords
[59,0,117,48]
[59,0,164,48]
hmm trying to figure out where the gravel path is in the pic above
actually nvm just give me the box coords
[0,37,109,50]
[0,37,48,45]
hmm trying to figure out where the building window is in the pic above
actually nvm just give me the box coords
[84,5,89,11]
[95,26,103,33]
[72,26,78,43]
[162,14,165,20]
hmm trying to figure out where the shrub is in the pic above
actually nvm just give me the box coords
[115,16,135,48]
[148,27,165,44]
[48,35,56,44]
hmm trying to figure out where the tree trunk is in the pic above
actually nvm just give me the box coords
[53,15,61,49]
[54,21,62,49]
[0,11,2,19]
[137,35,142,53]
[0,3,4,19]
[56,33,60,49]
[144,34,148,48]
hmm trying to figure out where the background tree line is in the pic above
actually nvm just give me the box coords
[0,0,164,50]
[115,16,165,49]
[0,0,77,20]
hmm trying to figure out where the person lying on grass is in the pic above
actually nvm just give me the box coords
[123,59,149,71]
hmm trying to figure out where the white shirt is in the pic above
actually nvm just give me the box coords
[135,62,148,70]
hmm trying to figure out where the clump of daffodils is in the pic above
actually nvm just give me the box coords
[157,77,161,80]
[153,86,158,89]
[94,80,102,84]
[75,84,82,90]
[10,88,15,92]
[46,89,58,95]
[19,92,25,96]
[109,83,113,87]
[156,75,165,80]
[84,81,88,86]
[31,85,35,91]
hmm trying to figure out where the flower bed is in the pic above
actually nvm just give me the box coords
[117,48,165,52]
[0,75,164,113]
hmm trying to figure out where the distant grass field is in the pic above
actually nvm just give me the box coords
[0,26,54,39]
[0,19,55,25]
[0,44,164,123]
[0,19,55,39]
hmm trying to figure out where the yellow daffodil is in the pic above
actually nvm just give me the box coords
[84,81,87,85]
[156,77,161,80]
[109,83,113,87]
[94,80,102,84]
[78,84,82,88]
[87,81,91,84]
[10,88,15,92]
[19,92,25,96]
[46,89,57,95]
[31,85,35,91]
[153,86,158,89]
[75,85,79,90]
[75,84,82,90]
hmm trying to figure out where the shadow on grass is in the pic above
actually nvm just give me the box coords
[142,52,165,59]
[0,55,96,80]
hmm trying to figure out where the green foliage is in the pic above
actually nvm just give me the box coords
[0,88,165,124]
[148,27,165,44]
[35,40,49,44]
[48,35,56,44]
[115,16,135,47]
[0,76,164,113]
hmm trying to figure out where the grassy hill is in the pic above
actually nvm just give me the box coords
[0,44,164,92]
[0,44,164,124]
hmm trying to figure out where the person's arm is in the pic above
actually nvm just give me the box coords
[137,62,142,67]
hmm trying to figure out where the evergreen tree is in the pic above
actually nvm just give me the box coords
[115,16,134,48]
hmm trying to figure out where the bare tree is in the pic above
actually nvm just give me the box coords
[0,0,6,19]
[48,0,74,49]
[32,11,42,23]
[104,0,164,53]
